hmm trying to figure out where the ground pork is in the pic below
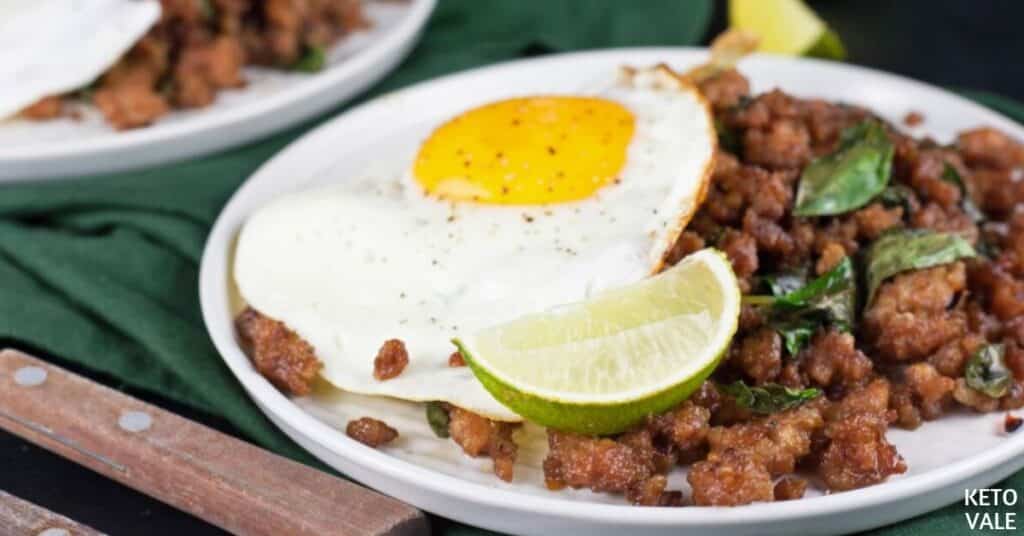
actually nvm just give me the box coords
[902,362,955,419]
[447,408,519,482]
[732,327,783,384]
[800,330,874,390]
[23,0,364,129]
[346,417,398,448]
[543,430,655,494]
[817,380,906,491]
[697,69,750,112]
[373,339,409,380]
[773,476,808,501]
[862,263,967,361]
[235,307,322,395]
[688,405,823,506]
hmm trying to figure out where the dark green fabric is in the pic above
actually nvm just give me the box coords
[1,1,1021,534]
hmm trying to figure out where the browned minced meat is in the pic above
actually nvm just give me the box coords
[773,476,808,501]
[1006,414,1023,433]
[93,85,171,130]
[731,327,782,383]
[20,96,64,120]
[543,401,709,504]
[862,263,967,362]
[235,307,322,395]
[903,111,924,127]
[800,330,873,390]
[448,351,467,367]
[546,69,1024,506]
[817,380,906,491]
[346,417,398,448]
[448,407,519,482]
[952,378,1001,413]
[688,448,774,506]
[22,0,365,129]
[697,69,750,112]
[688,405,823,505]
[373,339,409,381]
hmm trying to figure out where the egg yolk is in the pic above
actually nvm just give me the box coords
[413,97,635,204]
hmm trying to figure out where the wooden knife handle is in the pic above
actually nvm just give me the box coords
[0,490,104,536]
[0,349,428,536]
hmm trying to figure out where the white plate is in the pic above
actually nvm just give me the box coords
[0,0,435,182]
[199,48,1024,536]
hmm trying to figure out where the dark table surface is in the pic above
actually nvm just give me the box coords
[3,1,1023,534]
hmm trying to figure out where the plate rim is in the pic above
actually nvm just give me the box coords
[199,46,1024,530]
[0,0,436,178]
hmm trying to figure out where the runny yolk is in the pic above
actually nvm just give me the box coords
[412,96,635,205]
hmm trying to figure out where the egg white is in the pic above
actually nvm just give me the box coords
[0,0,161,120]
[234,67,715,420]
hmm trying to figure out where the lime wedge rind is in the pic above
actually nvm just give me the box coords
[456,249,740,435]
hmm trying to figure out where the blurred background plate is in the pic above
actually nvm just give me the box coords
[0,0,434,182]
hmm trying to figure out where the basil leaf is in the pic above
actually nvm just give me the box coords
[941,163,986,223]
[774,318,817,357]
[293,46,327,73]
[877,183,915,214]
[715,118,741,154]
[425,402,450,438]
[199,0,216,20]
[865,229,976,303]
[763,268,809,297]
[774,256,857,331]
[718,381,822,414]
[965,344,1011,398]
[794,120,894,216]
[746,258,857,355]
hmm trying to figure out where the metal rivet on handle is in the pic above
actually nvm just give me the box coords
[38,529,70,536]
[118,410,153,433]
[13,366,47,387]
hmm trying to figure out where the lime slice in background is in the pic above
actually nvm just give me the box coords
[455,249,741,435]
[730,0,847,60]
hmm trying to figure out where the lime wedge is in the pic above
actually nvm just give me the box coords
[455,249,740,435]
[729,0,847,60]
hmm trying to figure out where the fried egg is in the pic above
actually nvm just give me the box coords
[0,0,160,119]
[234,66,715,420]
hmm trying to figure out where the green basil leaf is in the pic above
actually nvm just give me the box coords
[293,46,327,73]
[774,256,857,331]
[941,163,986,223]
[718,381,822,414]
[763,268,809,297]
[794,120,894,216]
[965,344,1011,398]
[715,118,741,154]
[425,402,450,438]
[877,183,915,214]
[746,258,857,355]
[199,0,216,20]
[865,229,976,303]
[774,318,817,357]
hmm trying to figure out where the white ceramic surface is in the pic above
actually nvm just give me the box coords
[199,48,1024,536]
[0,0,434,182]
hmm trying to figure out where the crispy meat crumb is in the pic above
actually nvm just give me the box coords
[1006,414,1023,434]
[448,351,467,367]
[346,417,398,448]
[773,476,808,501]
[903,111,924,127]
[448,407,519,482]
[235,307,322,396]
[374,339,409,380]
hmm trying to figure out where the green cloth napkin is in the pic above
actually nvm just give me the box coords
[0,1,1021,534]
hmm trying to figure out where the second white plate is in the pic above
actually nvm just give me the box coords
[0,0,434,182]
